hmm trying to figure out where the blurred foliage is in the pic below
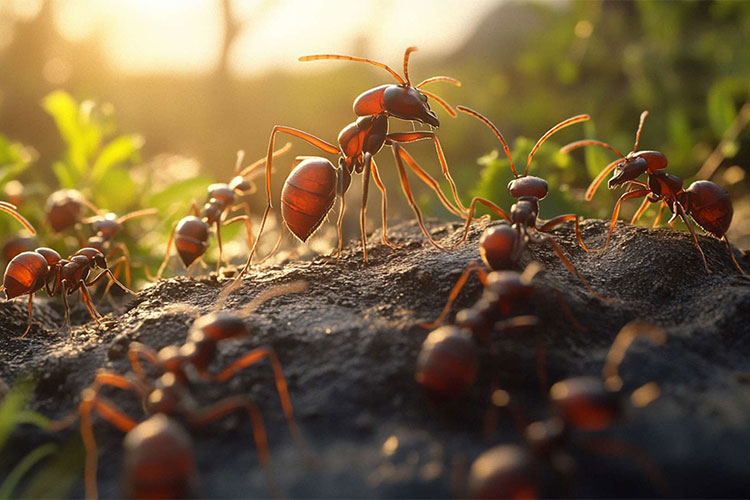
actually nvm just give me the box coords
[0,378,78,499]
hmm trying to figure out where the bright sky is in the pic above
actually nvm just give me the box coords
[42,0,502,76]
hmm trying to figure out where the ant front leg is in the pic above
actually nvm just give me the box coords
[386,131,468,217]
[236,126,339,281]
[451,197,511,249]
[75,279,104,326]
[370,158,401,250]
[590,188,651,253]
[386,134,467,218]
[421,261,488,329]
[359,153,372,263]
[156,220,179,280]
[127,342,161,382]
[103,243,132,295]
[536,214,595,253]
[10,293,36,340]
[211,346,308,462]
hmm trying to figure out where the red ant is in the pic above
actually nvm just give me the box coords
[1,246,134,337]
[417,263,542,395]
[45,189,101,233]
[235,47,467,279]
[1,200,36,235]
[50,281,308,499]
[156,145,291,278]
[561,110,746,275]
[466,321,667,498]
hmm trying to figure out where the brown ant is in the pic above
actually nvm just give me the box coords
[561,110,746,275]
[45,189,101,233]
[1,200,36,235]
[417,263,542,396]
[235,47,468,279]
[1,246,134,337]
[156,145,291,278]
[448,107,609,301]
[466,321,667,498]
[50,281,309,499]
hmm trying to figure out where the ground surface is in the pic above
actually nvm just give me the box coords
[1,218,750,498]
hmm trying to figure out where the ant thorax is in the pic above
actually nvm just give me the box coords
[510,196,539,227]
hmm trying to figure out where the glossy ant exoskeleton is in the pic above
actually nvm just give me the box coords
[1,246,134,337]
[45,189,101,233]
[1,200,35,235]
[561,110,746,275]
[417,263,542,395]
[156,145,291,278]
[439,106,608,301]
[236,47,468,279]
[51,281,308,499]
[466,321,667,498]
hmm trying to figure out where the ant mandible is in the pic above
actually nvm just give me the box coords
[235,47,467,279]
[467,321,667,498]
[0,200,36,235]
[1,246,134,337]
[561,110,746,275]
[156,145,291,278]
[444,106,609,301]
[51,281,308,499]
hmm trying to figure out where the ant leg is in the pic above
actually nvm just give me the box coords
[212,347,307,462]
[390,143,451,250]
[601,320,666,390]
[652,202,667,227]
[630,197,651,224]
[589,189,650,253]
[215,219,224,275]
[723,235,748,275]
[359,154,372,263]
[77,281,104,324]
[571,435,669,496]
[334,168,347,258]
[421,261,488,329]
[87,268,136,296]
[59,282,73,334]
[586,157,623,201]
[156,220,179,280]
[370,158,401,249]
[127,342,160,381]
[229,201,255,249]
[235,126,339,281]
[537,214,597,253]
[532,233,612,302]
[675,203,711,273]
[451,197,512,249]
[386,131,468,216]
[11,294,35,340]
[184,396,279,498]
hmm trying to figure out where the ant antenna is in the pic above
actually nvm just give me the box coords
[457,106,518,177]
[238,142,293,178]
[0,201,36,234]
[520,261,544,284]
[234,150,246,175]
[526,115,589,177]
[416,76,462,89]
[403,46,417,86]
[420,89,457,117]
[116,208,159,225]
[602,320,666,391]
[298,53,405,85]
[633,110,649,153]
[239,281,308,317]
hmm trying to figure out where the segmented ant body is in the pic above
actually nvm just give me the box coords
[467,321,667,498]
[417,263,542,396]
[450,107,608,301]
[56,282,308,499]
[45,189,100,233]
[157,146,291,278]
[561,111,746,275]
[1,246,133,337]
[236,47,467,279]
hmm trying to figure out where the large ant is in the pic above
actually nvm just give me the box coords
[156,145,291,278]
[1,246,134,337]
[441,106,608,301]
[0,200,35,235]
[236,47,467,278]
[466,321,667,498]
[561,110,746,275]
[50,281,308,499]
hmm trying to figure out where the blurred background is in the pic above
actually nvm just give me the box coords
[1,0,749,276]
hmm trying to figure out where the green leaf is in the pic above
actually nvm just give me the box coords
[0,378,34,450]
[145,176,213,221]
[51,161,77,188]
[707,84,737,137]
[91,134,144,184]
[0,443,58,500]
[91,165,136,212]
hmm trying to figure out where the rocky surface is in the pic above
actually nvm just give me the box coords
[1,217,750,498]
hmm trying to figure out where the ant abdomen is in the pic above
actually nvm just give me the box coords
[3,251,50,298]
[174,216,210,267]
[684,180,733,238]
[281,158,338,242]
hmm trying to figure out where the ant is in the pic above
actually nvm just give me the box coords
[417,263,542,396]
[1,246,134,337]
[156,145,291,278]
[1,200,36,235]
[466,321,667,498]
[236,47,468,279]
[447,106,608,301]
[45,189,101,233]
[561,110,746,275]
[50,281,309,499]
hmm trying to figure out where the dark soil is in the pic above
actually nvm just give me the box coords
[2,218,750,498]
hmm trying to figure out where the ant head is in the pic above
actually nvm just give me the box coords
[382,86,439,127]
[549,376,621,431]
[91,212,121,237]
[192,311,249,341]
[507,176,549,200]
[416,325,478,396]
[46,189,84,232]
[467,445,539,500]
[77,247,107,269]
[606,156,650,189]
[479,225,518,271]
[207,183,235,205]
